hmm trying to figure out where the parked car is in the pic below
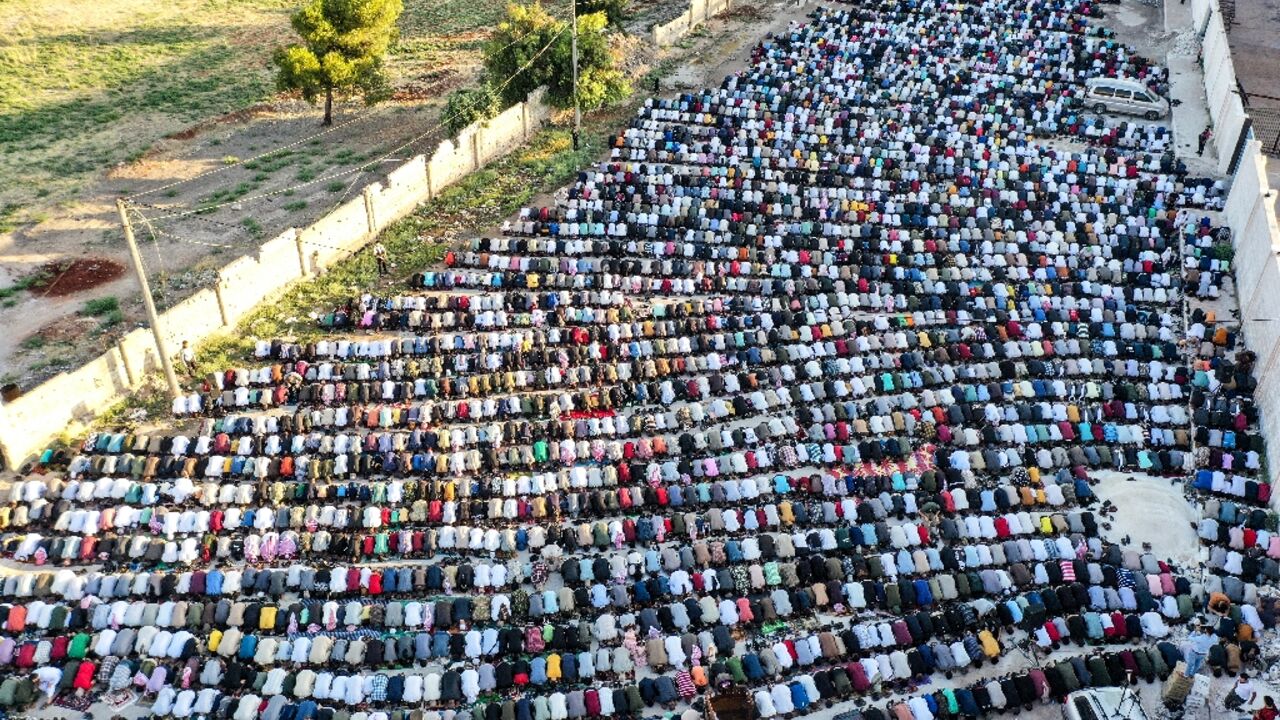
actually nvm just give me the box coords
[1084,77,1170,120]
[1063,688,1150,720]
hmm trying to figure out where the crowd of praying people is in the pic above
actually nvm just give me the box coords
[5,0,1278,718]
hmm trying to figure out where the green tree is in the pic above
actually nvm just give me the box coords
[444,81,503,136]
[483,3,629,112]
[548,10,629,110]
[274,0,403,126]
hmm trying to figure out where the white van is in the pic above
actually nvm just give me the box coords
[1084,78,1170,120]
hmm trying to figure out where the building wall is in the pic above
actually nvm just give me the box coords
[1194,0,1280,500]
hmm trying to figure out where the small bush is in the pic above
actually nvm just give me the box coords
[284,200,308,212]
[242,218,264,239]
[444,82,502,136]
[100,309,124,328]
[326,181,346,193]
[80,296,120,316]
[578,0,628,25]
[20,335,45,350]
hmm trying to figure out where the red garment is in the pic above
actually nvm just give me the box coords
[848,661,870,691]
[941,491,957,513]
[994,517,1011,538]
[6,605,25,632]
[73,660,96,690]
[1111,611,1128,637]
[15,643,36,668]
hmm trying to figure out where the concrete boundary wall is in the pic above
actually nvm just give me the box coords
[0,88,552,468]
[652,0,733,46]
[1195,0,1249,175]
[1192,0,1280,492]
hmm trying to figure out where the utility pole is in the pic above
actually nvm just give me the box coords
[571,0,581,150]
[116,198,182,402]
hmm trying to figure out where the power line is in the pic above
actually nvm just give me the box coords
[130,200,375,257]
[144,225,238,250]
[135,24,570,224]
[125,111,387,202]
[129,205,169,301]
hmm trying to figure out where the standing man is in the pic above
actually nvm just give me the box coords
[180,341,196,376]
[1198,127,1213,155]
[373,241,389,275]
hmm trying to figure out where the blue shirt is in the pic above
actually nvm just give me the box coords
[1189,632,1215,655]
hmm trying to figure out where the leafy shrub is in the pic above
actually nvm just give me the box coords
[80,296,120,317]
[444,82,503,136]
[577,0,629,26]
